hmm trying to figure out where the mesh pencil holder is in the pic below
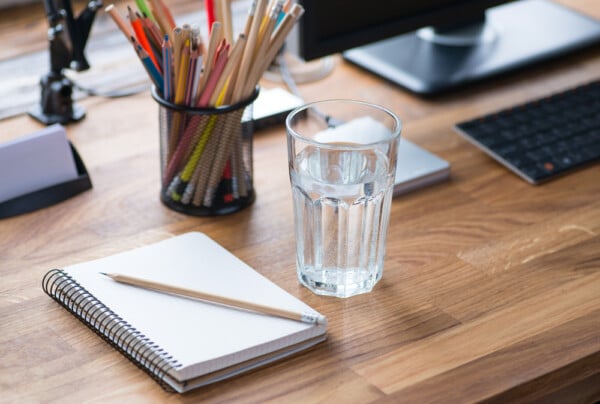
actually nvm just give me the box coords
[152,87,259,216]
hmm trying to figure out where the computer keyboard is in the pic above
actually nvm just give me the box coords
[455,80,600,184]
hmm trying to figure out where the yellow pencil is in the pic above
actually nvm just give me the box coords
[171,27,184,79]
[174,39,191,105]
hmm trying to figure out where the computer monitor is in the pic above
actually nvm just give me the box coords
[293,0,600,94]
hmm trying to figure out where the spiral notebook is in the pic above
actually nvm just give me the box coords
[42,232,327,393]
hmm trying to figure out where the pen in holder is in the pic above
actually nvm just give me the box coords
[152,86,259,216]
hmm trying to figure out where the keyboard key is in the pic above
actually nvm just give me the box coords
[455,80,600,184]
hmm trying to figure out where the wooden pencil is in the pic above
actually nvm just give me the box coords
[135,44,164,93]
[197,22,223,98]
[128,5,161,71]
[233,0,267,103]
[162,34,173,101]
[180,117,217,205]
[190,116,225,205]
[209,34,246,106]
[101,272,327,325]
[135,0,154,23]
[205,0,215,29]
[155,0,176,30]
[140,11,163,49]
[163,43,229,187]
[202,108,243,206]
[163,38,190,166]
[171,27,184,84]
[105,4,134,40]
[219,0,234,45]
[244,0,283,93]
[245,3,304,97]
[184,48,200,106]
[106,0,306,208]
[146,0,172,34]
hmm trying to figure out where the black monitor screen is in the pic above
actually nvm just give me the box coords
[298,0,511,61]
[294,0,600,94]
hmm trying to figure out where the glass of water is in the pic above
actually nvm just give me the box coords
[286,100,401,298]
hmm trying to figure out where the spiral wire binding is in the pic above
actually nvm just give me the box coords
[42,269,183,392]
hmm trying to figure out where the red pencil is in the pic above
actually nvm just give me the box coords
[128,6,162,73]
[197,40,229,107]
[205,0,215,32]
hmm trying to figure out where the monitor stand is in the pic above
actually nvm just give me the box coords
[343,0,600,95]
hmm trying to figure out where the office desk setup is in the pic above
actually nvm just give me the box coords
[1,0,599,402]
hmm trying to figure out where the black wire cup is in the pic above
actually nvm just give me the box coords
[152,87,259,216]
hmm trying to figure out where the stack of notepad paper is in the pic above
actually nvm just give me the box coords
[43,232,327,393]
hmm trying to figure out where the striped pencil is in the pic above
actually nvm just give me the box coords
[161,35,173,102]
[136,44,164,94]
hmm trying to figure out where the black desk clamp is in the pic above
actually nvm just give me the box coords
[29,0,102,125]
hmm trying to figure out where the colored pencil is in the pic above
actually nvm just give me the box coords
[105,0,305,209]
[105,5,134,39]
[205,0,216,31]
[136,44,163,94]
[128,6,161,72]
[134,0,154,23]
[162,34,173,101]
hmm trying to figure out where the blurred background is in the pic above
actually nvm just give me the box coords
[0,0,251,120]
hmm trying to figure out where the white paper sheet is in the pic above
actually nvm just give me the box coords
[0,124,78,203]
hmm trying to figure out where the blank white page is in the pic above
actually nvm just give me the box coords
[63,232,326,381]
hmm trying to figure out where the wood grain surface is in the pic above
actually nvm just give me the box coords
[1,0,599,402]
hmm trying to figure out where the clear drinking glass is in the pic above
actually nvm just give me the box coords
[286,100,402,298]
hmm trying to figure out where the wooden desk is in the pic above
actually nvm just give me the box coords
[2,1,599,402]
